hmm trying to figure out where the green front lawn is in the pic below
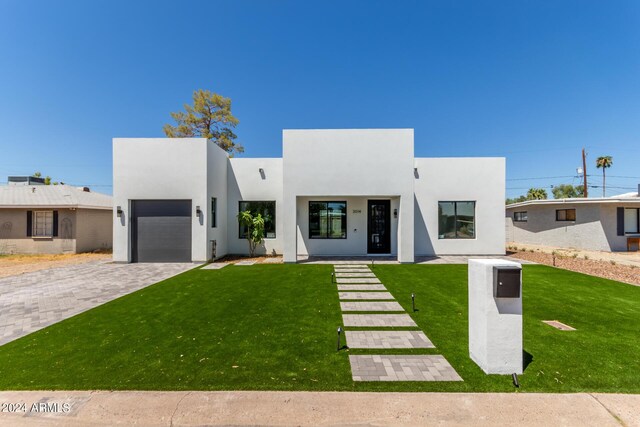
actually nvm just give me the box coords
[0,264,638,392]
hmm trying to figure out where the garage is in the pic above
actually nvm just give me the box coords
[131,200,192,262]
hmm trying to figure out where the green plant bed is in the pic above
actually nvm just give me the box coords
[0,264,637,392]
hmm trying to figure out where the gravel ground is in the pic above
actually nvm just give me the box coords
[509,250,640,286]
[216,254,283,264]
[0,253,111,278]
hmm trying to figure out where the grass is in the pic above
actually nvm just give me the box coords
[0,264,638,392]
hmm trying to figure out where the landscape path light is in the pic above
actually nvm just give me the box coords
[336,326,343,351]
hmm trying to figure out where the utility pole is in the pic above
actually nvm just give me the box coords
[582,148,588,198]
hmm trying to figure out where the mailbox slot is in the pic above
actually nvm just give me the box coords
[493,266,521,298]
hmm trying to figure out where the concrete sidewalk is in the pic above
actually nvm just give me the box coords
[0,391,637,426]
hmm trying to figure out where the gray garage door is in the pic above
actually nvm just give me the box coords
[132,200,192,262]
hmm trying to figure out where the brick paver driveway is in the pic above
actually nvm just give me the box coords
[0,261,197,346]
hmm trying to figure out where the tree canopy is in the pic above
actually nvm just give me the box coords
[506,187,549,204]
[552,184,584,199]
[163,89,243,156]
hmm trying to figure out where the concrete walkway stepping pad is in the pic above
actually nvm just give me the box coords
[333,268,371,273]
[350,355,462,381]
[335,272,376,278]
[234,260,256,266]
[333,264,369,269]
[340,301,404,312]
[339,292,394,300]
[345,331,436,349]
[342,314,417,327]
[201,263,229,270]
[345,331,435,349]
[337,284,387,291]
[336,278,381,284]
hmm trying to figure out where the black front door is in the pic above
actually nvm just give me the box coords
[367,200,391,254]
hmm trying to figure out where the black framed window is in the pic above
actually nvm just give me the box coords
[238,201,276,238]
[309,201,347,239]
[556,208,576,221]
[513,211,528,222]
[438,201,475,239]
[624,208,640,234]
[211,197,217,228]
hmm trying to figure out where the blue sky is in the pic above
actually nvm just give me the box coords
[0,0,638,197]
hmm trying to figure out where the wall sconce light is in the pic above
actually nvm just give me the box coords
[116,206,123,217]
[196,206,202,216]
[414,167,419,178]
[259,168,266,179]
[393,208,398,218]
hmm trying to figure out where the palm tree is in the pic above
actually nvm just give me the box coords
[526,187,548,200]
[595,156,613,197]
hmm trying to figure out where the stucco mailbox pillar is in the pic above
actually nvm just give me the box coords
[468,259,523,375]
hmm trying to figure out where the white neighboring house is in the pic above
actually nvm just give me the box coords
[0,178,113,254]
[505,188,640,252]
[112,129,506,263]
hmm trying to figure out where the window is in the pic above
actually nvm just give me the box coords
[309,201,347,239]
[238,201,276,238]
[513,211,528,222]
[211,197,217,228]
[33,211,54,237]
[556,209,576,221]
[438,201,475,239]
[624,208,640,234]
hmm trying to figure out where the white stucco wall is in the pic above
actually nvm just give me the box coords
[414,158,506,256]
[112,132,507,262]
[227,158,284,255]
[207,142,230,259]
[282,129,415,262]
[295,196,400,256]
[112,138,209,262]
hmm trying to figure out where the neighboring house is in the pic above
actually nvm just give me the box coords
[112,129,506,263]
[505,188,640,252]
[0,177,113,254]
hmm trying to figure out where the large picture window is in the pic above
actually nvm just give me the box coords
[309,201,347,239]
[438,201,475,239]
[238,201,276,238]
[624,208,640,234]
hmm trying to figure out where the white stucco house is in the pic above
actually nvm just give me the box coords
[505,189,640,252]
[112,129,506,263]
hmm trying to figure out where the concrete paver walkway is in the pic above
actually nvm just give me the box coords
[339,291,395,300]
[0,261,196,346]
[336,277,382,284]
[334,263,462,383]
[340,301,405,311]
[343,313,418,327]
[346,330,434,349]
[0,391,636,426]
[337,284,387,291]
[350,355,463,381]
